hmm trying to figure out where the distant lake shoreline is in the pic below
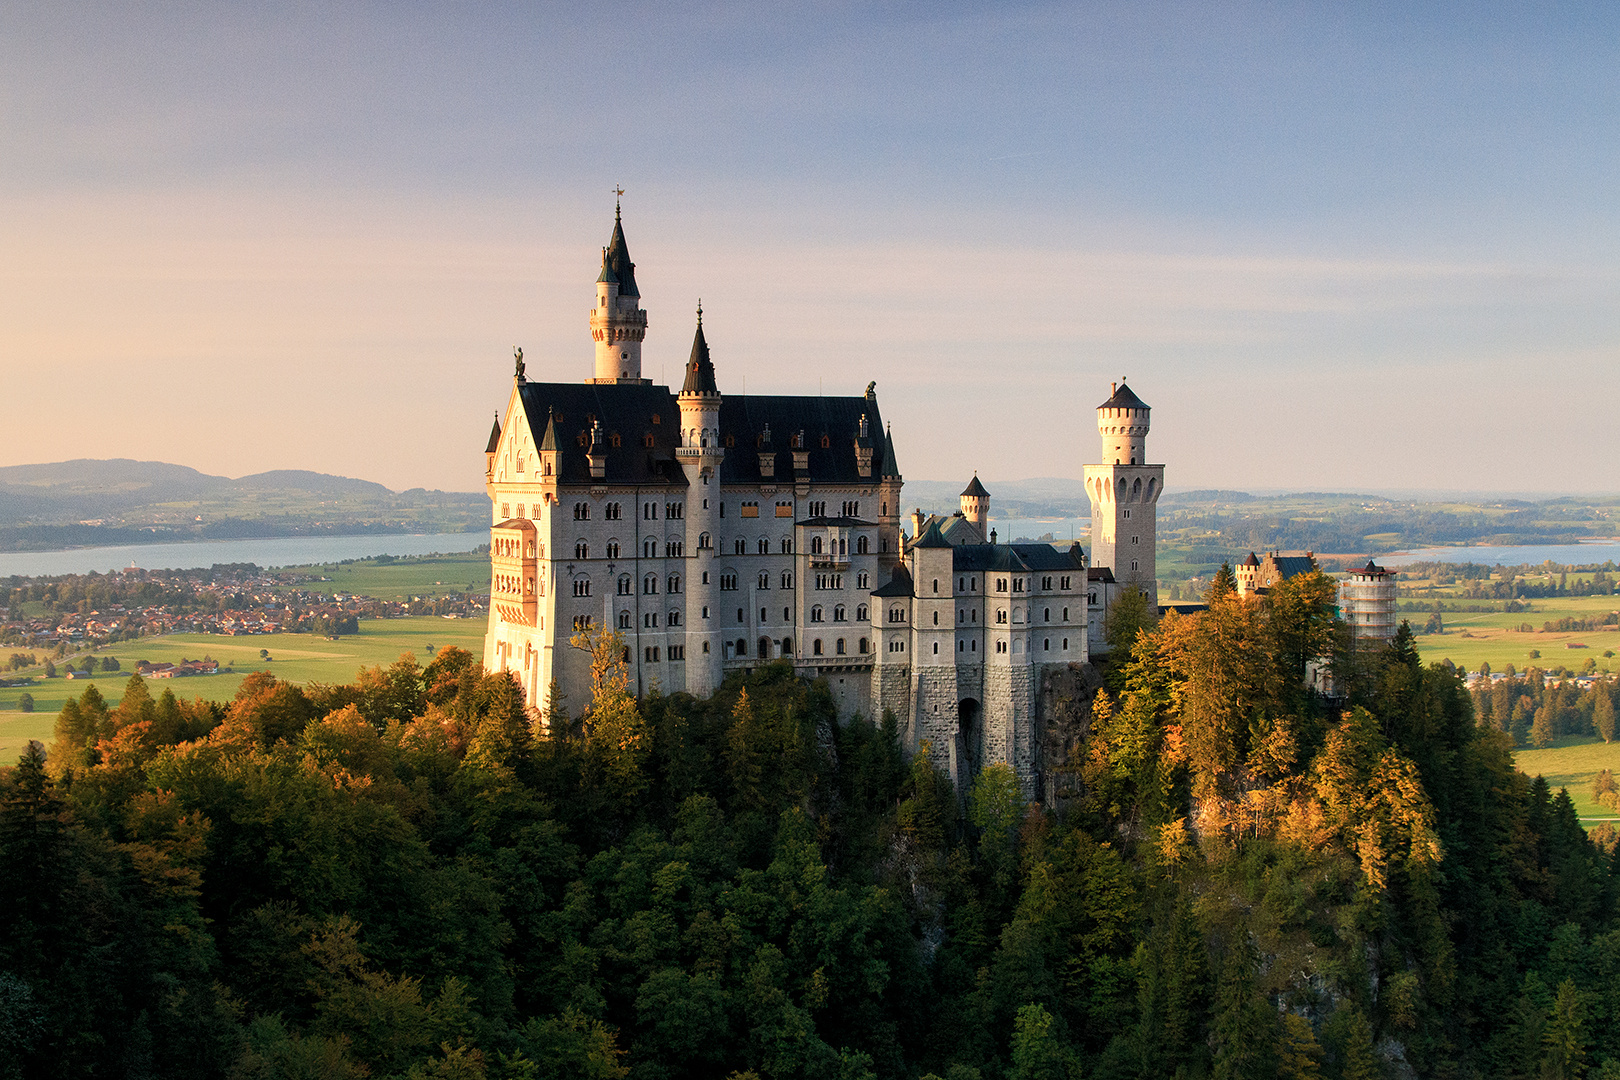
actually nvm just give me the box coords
[0,532,482,578]
[1381,540,1620,568]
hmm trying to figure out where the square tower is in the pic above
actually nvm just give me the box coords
[1083,381,1163,604]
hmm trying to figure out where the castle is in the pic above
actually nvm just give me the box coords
[481,206,1162,792]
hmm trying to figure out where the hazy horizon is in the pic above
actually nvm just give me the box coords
[4,3,1616,494]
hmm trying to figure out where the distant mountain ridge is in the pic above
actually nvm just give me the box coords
[0,459,486,551]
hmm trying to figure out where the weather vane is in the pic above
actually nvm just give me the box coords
[696,298,702,325]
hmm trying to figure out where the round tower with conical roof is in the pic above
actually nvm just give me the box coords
[960,474,990,540]
[677,306,725,694]
[1083,380,1164,611]
[589,202,650,384]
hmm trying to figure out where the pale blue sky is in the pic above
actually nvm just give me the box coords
[2,2,1616,493]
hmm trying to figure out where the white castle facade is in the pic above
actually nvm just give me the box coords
[482,207,1162,792]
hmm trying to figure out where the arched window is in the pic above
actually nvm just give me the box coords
[811,536,824,555]
[1044,608,1050,621]
[813,638,824,655]
[735,637,747,656]
[618,610,631,629]
[643,574,658,594]
[617,575,632,595]
[734,539,745,555]
[833,604,846,621]
[757,538,768,554]
[782,636,793,655]
[758,571,770,589]
[932,611,939,625]
[758,637,771,659]
[811,605,824,623]
[606,540,620,559]
[858,637,868,653]
[857,535,869,554]
[575,541,589,560]
[856,603,868,621]
[781,571,794,589]
[643,538,657,558]
[781,538,793,554]
[836,638,846,655]
[698,532,711,549]
[667,574,681,593]
[572,577,591,597]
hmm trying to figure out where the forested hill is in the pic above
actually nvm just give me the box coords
[0,459,484,549]
[2,574,1617,1078]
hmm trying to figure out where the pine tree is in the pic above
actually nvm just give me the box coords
[1595,686,1616,744]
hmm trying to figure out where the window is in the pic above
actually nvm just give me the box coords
[996,578,1007,592]
[996,609,1007,624]
[784,607,791,621]
[698,532,711,549]
[735,637,747,655]
[701,571,710,585]
[1044,608,1050,622]
[1089,591,1098,604]
[888,639,906,653]
[1123,508,1131,518]
[1131,535,1139,545]
[782,637,792,655]
[643,574,659,594]
[1062,607,1068,621]
[606,541,620,559]
[996,640,1008,654]
[809,501,826,517]
[702,641,710,653]
[644,502,658,520]
[670,645,685,660]
[781,538,793,554]
[857,535,869,554]
[665,541,684,558]
[667,503,684,519]
[932,642,939,654]
[643,538,657,558]
[889,607,906,623]
[734,539,746,555]
[858,637,868,653]
[1044,638,1050,651]
[668,610,681,627]
[811,605,824,622]
[619,610,631,628]
[757,538,769,554]
[617,575,632,595]
[857,571,869,589]
[737,609,744,621]
[643,612,659,628]
[1042,576,1052,590]
[781,571,794,589]
[760,607,769,623]
[516,504,525,518]
[606,502,622,520]
[573,614,593,630]
[1062,638,1068,650]
[1060,576,1071,590]
[856,603,868,621]
[645,646,661,662]
[501,503,510,518]
[932,579,939,594]
[1131,560,1139,571]
[573,502,590,520]
[813,639,824,655]
[932,611,939,625]
[834,604,847,622]
[836,638,846,655]
[573,578,592,597]
[667,574,681,593]
[720,574,738,591]
[776,501,793,517]
[575,542,589,559]
[1013,579,1024,592]
[741,501,759,518]
[811,536,823,555]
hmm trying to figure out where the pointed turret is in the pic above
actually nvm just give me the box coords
[881,425,900,478]
[681,308,719,395]
[590,203,649,383]
[484,414,501,479]
[960,473,990,539]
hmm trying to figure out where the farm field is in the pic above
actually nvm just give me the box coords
[274,552,489,600]
[1407,594,1620,674]
[1512,736,1620,822]
[0,615,485,763]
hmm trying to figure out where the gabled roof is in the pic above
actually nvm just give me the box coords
[1266,554,1318,581]
[605,207,639,297]
[871,564,914,598]
[914,519,952,548]
[1098,382,1149,411]
[485,415,502,453]
[681,317,718,394]
[961,474,989,498]
[1088,567,1116,583]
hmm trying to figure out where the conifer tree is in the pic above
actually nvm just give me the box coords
[1596,686,1616,744]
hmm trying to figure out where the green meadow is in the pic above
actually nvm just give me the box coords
[274,552,489,600]
[1407,594,1620,674]
[1512,736,1620,822]
[0,615,486,762]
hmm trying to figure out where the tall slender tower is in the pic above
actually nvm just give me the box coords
[677,308,725,694]
[1084,381,1163,602]
[960,474,990,540]
[589,202,650,384]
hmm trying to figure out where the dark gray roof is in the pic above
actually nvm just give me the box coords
[681,319,718,394]
[871,564,914,597]
[485,416,502,453]
[1087,567,1116,583]
[1098,382,1149,411]
[1268,554,1318,580]
[596,249,617,285]
[914,519,952,548]
[881,426,900,479]
[961,475,989,498]
[1243,551,1260,567]
[948,543,1083,574]
[605,209,639,297]
[514,381,889,489]
[717,393,890,485]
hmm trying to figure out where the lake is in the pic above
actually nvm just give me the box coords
[1380,541,1620,568]
[0,532,482,578]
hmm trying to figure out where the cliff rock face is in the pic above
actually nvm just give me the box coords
[1038,661,1103,808]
